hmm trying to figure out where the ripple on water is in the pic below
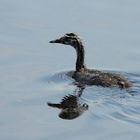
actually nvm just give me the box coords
[44,71,140,125]
[40,71,75,91]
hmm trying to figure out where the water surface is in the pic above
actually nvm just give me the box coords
[0,0,140,140]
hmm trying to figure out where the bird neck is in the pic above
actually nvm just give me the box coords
[74,42,85,72]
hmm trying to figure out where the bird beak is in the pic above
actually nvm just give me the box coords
[49,38,61,43]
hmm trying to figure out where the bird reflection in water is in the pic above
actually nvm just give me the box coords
[47,85,88,120]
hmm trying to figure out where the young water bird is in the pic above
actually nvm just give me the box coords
[50,33,131,88]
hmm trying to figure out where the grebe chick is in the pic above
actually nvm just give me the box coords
[50,33,131,88]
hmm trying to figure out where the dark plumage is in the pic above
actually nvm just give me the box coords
[50,33,131,88]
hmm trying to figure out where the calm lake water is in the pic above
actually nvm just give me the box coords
[0,0,140,140]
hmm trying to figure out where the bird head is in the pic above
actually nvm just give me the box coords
[49,33,82,48]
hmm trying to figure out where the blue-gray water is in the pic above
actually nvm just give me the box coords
[0,0,140,140]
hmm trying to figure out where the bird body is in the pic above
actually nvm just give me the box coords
[72,69,130,88]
